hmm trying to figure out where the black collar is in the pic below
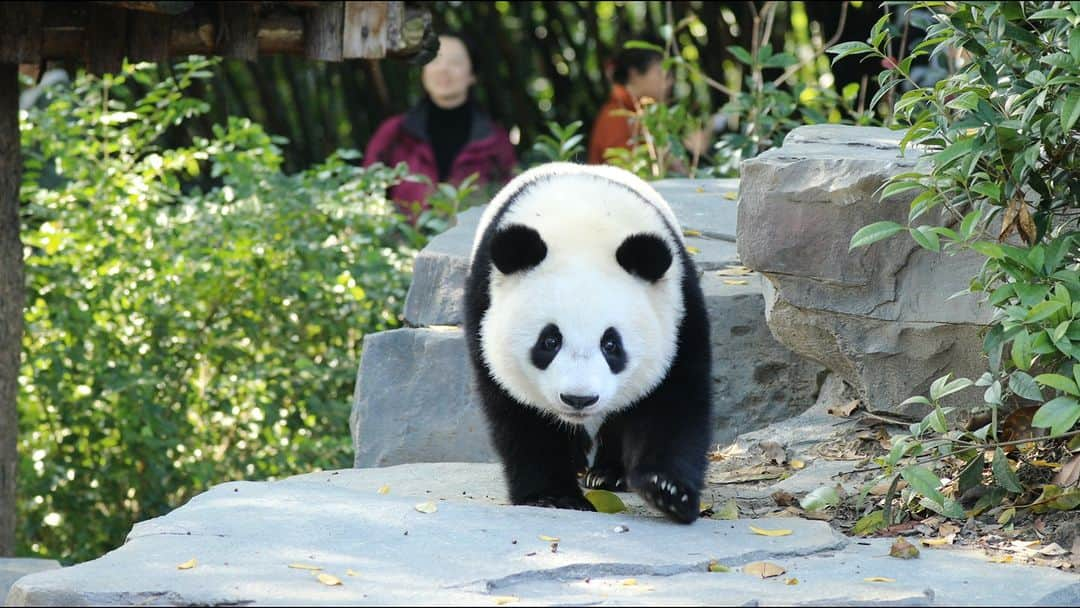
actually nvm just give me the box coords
[401,97,494,143]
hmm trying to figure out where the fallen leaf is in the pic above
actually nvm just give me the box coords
[1038,543,1069,557]
[621,578,638,586]
[289,563,323,571]
[377,485,390,495]
[708,561,731,573]
[316,573,342,586]
[920,536,954,547]
[716,265,754,276]
[790,459,806,470]
[493,597,518,605]
[988,554,1013,563]
[686,246,701,255]
[699,502,713,515]
[713,499,739,520]
[869,480,908,496]
[889,537,920,559]
[538,535,560,542]
[708,465,785,484]
[585,489,627,514]
[786,578,799,585]
[1053,454,1080,488]
[177,558,197,570]
[759,440,788,465]
[683,229,703,237]
[750,525,793,537]
[771,490,798,507]
[414,501,438,514]
[696,186,705,193]
[1001,406,1038,449]
[723,191,737,200]
[723,279,749,285]
[997,507,1016,525]
[743,561,786,578]
[864,577,896,583]
[346,569,359,577]
[799,486,840,512]
[938,523,960,536]
[827,399,861,417]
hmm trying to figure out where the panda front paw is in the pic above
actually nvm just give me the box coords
[628,471,700,524]
[581,467,628,491]
[521,492,596,512]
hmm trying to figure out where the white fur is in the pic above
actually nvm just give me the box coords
[475,164,686,427]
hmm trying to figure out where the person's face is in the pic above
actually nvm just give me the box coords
[629,60,672,103]
[421,36,476,108]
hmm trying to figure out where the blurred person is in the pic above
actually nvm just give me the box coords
[364,34,516,220]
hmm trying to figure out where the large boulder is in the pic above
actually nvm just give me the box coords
[1,559,60,605]
[738,125,992,418]
[352,178,827,467]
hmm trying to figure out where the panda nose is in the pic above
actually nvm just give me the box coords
[560,393,599,410]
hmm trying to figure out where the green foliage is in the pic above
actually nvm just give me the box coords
[529,120,586,164]
[18,59,422,563]
[844,1,1080,527]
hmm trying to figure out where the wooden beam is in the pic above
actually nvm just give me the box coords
[219,3,260,61]
[91,1,194,15]
[85,5,128,75]
[0,62,25,558]
[0,2,44,65]
[304,1,344,62]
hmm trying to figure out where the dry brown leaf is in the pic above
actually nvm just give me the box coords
[176,558,197,570]
[889,537,920,559]
[377,485,390,495]
[771,490,798,507]
[289,563,323,571]
[414,501,438,514]
[743,561,786,578]
[865,577,896,583]
[1053,454,1080,488]
[938,523,960,537]
[999,197,1020,242]
[827,399,861,417]
[316,573,342,586]
[1002,406,1038,450]
[869,480,908,496]
[1017,201,1036,245]
[786,578,799,585]
[708,465,785,484]
[750,525,793,537]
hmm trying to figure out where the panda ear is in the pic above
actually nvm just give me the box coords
[490,224,548,275]
[616,233,672,283]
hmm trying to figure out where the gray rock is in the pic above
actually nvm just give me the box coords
[9,465,1079,607]
[350,328,495,467]
[652,177,741,241]
[1,559,59,606]
[739,125,992,417]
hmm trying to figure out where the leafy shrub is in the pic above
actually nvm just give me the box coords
[843,1,1080,532]
[18,59,423,563]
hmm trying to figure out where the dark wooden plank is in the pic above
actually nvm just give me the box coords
[304,1,344,61]
[0,62,25,558]
[220,3,259,61]
[0,2,44,65]
[92,1,193,15]
[129,11,172,63]
[86,5,128,75]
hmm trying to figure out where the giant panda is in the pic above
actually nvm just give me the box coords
[463,162,712,524]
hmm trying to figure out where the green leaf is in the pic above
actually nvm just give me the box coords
[727,46,754,66]
[909,225,941,252]
[1011,331,1034,371]
[1028,7,1072,19]
[1071,28,1080,62]
[958,454,984,495]
[828,41,875,65]
[933,138,975,170]
[799,486,841,512]
[849,221,906,250]
[901,465,945,504]
[1034,374,1080,396]
[852,510,887,536]
[1032,396,1080,436]
[959,208,984,239]
[625,40,665,52]
[970,241,1005,259]
[584,489,627,514]
[1009,370,1043,400]
[1062,90,1080,133]
[991,448,1023,493]
[1026,301,1066,323]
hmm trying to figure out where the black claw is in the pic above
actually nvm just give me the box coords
[629,471,700,524]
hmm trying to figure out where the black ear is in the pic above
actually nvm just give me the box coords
[490,224,548,275]
[616,233,672,283]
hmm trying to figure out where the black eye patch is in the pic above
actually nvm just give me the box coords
[530,324,562,370]
[600,327,627,374]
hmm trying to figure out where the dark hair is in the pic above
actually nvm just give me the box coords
[435,30,478,72]
[611,37,664,85]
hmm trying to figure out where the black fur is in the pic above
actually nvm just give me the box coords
[600,327,627,374]
[530,324,562,370]
[616,233,673,283]
[464,175,712,524]
[491,224,547,275]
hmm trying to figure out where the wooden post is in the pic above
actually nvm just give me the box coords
[0,62,24,557]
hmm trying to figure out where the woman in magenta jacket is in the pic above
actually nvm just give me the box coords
[364,34,517,221]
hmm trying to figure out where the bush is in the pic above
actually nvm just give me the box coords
[18,58,424,563]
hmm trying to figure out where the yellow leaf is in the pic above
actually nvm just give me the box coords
[749,525,792,537]
[723,191,737,200]
[345,569,359,577]
[316,573,342,586]
[865,577,895,583]
[723,279,749,285]
[377,485,390,495]
[176,558,197,570]
[742,561,786,578]
[997,507,1015,525]
[988,554,1013,563]
[493,597,518,605]
[621,578,638,586]
[415,501,438,514]
[288,563,323,571]
[790,459,806,470]
[696,187,705,193]
[683,229,702,237]
[585,490,627,514]
[708,561,731,573]
[686,246,701,255]
[538,535,560,542]
[920,537,951,547]
[713,499,739,520]
[786,578,799,585]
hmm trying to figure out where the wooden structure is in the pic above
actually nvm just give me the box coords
[0,0,434,557]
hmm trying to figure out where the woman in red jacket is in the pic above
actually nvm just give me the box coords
[364,34,517,221]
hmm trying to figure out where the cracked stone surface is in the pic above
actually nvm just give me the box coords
[739,125,992,417]
[1,560,59,605]
[354,178,826,467]
[8,465,1078,606]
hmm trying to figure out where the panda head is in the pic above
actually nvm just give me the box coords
[477,169,685,427]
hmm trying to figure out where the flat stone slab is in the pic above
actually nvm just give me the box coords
[9,465,1078,606]
[1,559,60,605]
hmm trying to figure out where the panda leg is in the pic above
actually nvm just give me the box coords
[581,420,627,491]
